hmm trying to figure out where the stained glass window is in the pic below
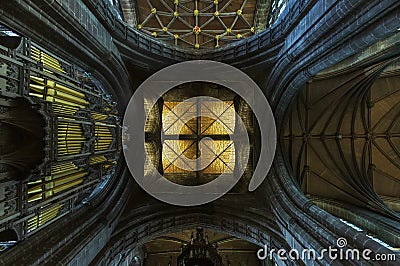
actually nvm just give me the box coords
[162,99,236,176]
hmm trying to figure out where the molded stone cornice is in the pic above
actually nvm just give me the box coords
[311,196,400,248]
[316,31,400,79]
[82,0,315,67]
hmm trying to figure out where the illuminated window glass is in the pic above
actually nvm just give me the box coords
[162,99,235,175]
[269,0,289,25]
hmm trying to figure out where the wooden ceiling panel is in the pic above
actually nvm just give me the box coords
[134,0,257,49]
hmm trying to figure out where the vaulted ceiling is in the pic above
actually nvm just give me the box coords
[143,228,260,265]
[283,58,400,214]
[1,0,400,264]
[120,0,276,49]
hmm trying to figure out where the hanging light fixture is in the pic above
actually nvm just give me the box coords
[177,228,222,266]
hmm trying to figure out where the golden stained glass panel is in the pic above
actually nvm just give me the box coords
[200,101,235,135]
[162,101,197,135]
[202,140,235,174]
[161,100,236,175]
[162,140,197,173]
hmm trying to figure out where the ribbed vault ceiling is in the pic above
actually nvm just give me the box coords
[283,58,400,214]
[135,0,257,49]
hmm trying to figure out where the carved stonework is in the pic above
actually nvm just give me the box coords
[86,94,102,110]
[81,124,93,138]
[60,62,72,78]
[0,164,7,173]
[58,203,70,216]
[0,63,6,92]
[4,199,17,215]
[75,109,90,119]
[5,63,19,94]
[5,184,17,198]
[0,106,8,114]
[73,158,88,169]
